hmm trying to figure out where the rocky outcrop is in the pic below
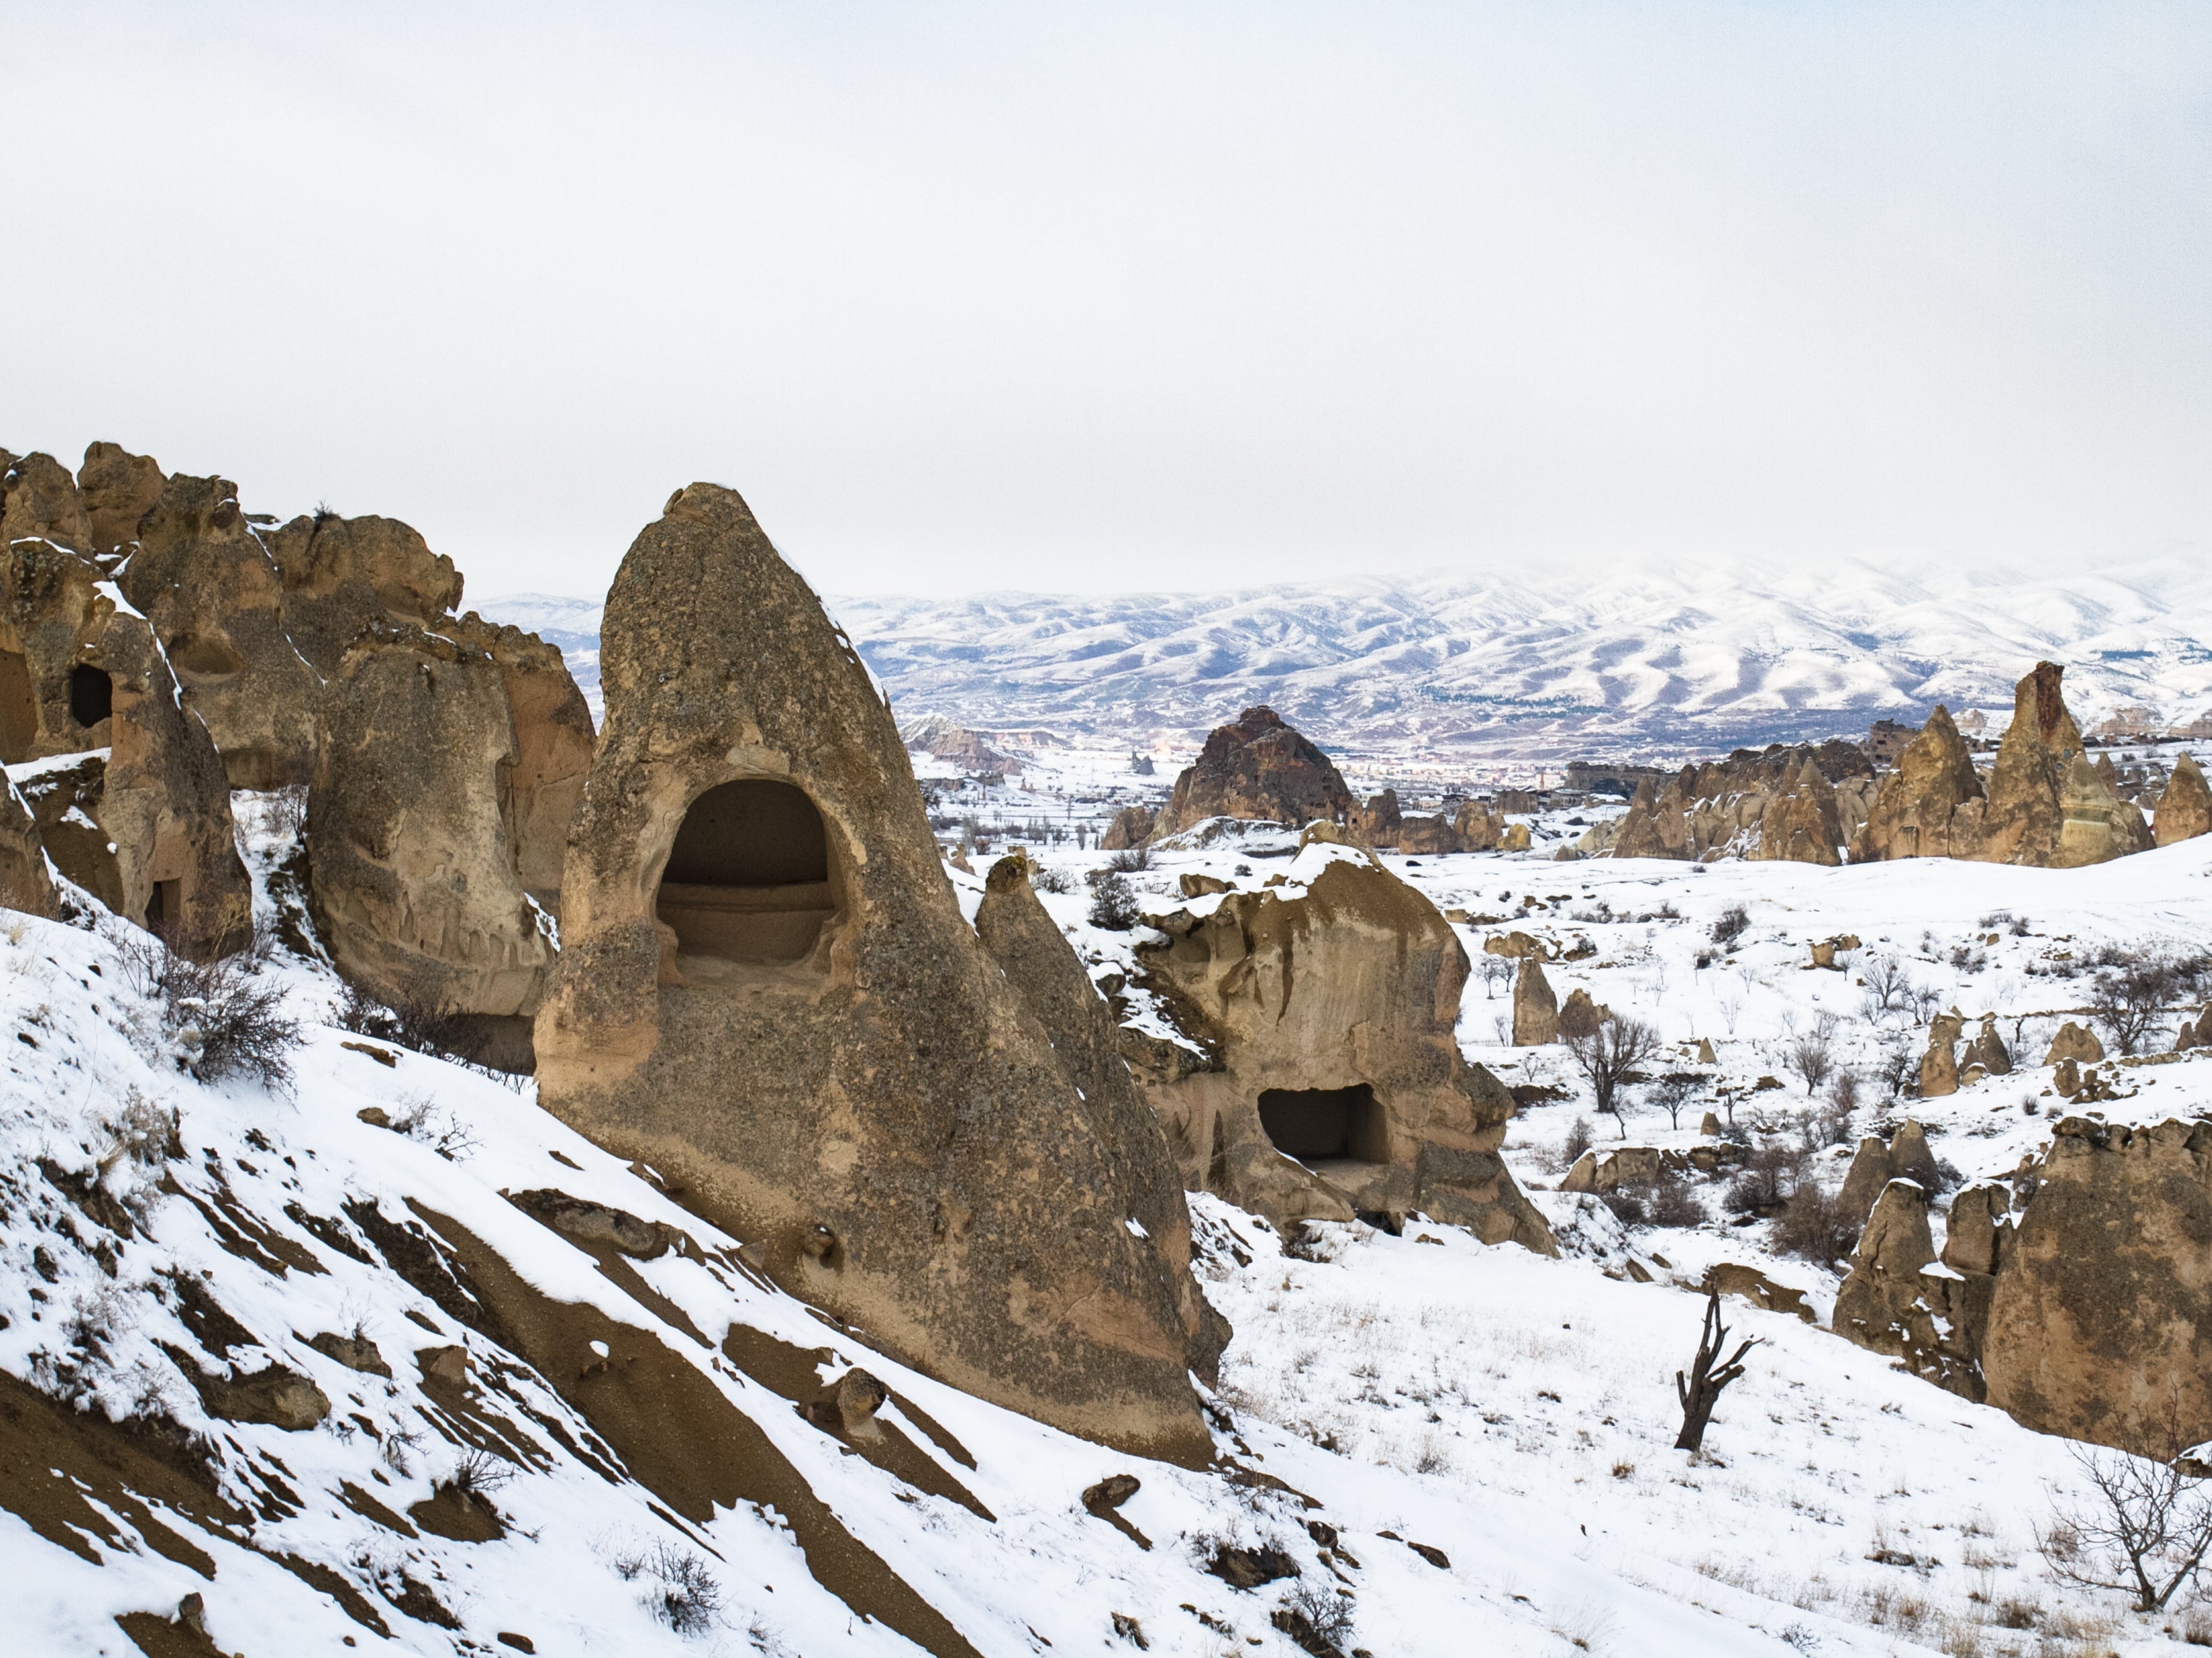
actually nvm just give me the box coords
[1751,756,1845,865]
[1101,805,1155,850]
[1962,663,2150,868]
[118,473,322,788]
[1126,830,1554,1252]
[1348,790,1401,847]
[1149,707,1354,841]
[972,852,1230,1381]
[266,510,465,675]
[1984,1117,2212,1457]
[533,481,1222,1460]
[0,541,249,956]
[1963,1015,2011,1081]
[443,613,594,909]
[0,774,56,918]
[2045,1021,2103,1065]
[1849,706,1984,862]
[1839,1122,1941,1222]
[0,452,93,554]
[1834,1177,2009,1402]
[309,622,556,1031]
[2155,753,2212,847]
[1511,955,1559,1045]
[1920,1012,1964,1097]
[76,442,165,557]
[1593,741,1875,863]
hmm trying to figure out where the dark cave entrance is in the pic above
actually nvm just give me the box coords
[654,779,838,966]
[69,663,112,730]
[1257,1084,1390,1164]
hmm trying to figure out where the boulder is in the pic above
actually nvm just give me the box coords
[267,509,464,675]
[0,542,250,956]
[1149,707,1353,842]
[1703,1262,1816,1324]
[1962,663,2150,868]
[1984,1117,2212,1457]
[309,620,556,1034]
[1832,1178,1937,1355]
[1557,987,1607,1039]
[533,481,1222,1460]
[1698,1110,1722,1136]
[1511,955,1559,1046]
[1849,706,1985,862]
[1127,832,1553,1252]
[1964,1015,2011,1078]
[2045,1021,2104,1066]
[973,852,1230,1380]
[75,442,167,557]
[1101,805,1155,850]
[118,473,322,788]
[1395,812,1459,853]
[443,613,594,910]
[2155,753,2212,847]
[1839,1122,1940,1222]
[1452,799,1508,851]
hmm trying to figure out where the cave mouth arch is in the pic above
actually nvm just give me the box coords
[1257,1084,1389,1165]
[69,663,112,730]
[655,779,839,968]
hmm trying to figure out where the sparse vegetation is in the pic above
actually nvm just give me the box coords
[1674,1287,1760,1453]
[1711,904,1750,949]
[1086,870,1141,930]
[1107,845,1151,873]
[112,925,301,1089]
[2039,1436,2212,1612]
[2090,955,2181,1056]
[618,1541,725,1636]
[1563,1015,1660,1136]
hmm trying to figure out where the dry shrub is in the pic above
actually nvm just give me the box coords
[1771,1180,1860,1267]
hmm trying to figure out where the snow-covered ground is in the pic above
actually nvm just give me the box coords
[5,796,2212,1655]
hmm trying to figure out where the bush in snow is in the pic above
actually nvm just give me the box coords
[1710,904,1750,948]
[618,1542,724,1636]
[112,926,301,1089]
[1087,871,1140,931]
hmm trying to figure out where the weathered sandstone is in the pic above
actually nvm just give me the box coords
[1150,707,1353,841]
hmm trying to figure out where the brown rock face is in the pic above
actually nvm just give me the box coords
[1920,1013,1963,1097]
[0,542,249,955]
[76,442,166,556]
[443,613,594,909]
[1128,836,1554,1250]
[1348,789,1401,848]
[2155,753,2212,847]
[1849,706,1985,862]
[309,622,556,1026]
[120,473,322,788]
[1963,663,2150,868]
[0,775,56,919]
[0,452,93,553]
[1101,805,1155,851]
[1150,707,1354,841]
[972,853,1230,1382]
[267,511,465,675]
[1511,955,1560,1046]
[1984,1117,2212,1457]
[2044,1021,2104,1066]
[1751,757,1845,865]
[533,482,1219,1459]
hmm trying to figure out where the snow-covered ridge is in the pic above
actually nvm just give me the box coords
[483,553,2212,763]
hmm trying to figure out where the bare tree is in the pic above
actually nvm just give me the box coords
[1564,1015,1661,1139]
[1674,1287,1760,1453]
[1649,1072,1700,1132]
[1860,955,1911,1021]
[2039,1438,2212,1612]
[2092,957,2179,1058]
[1787,1031,1834,1096]
[1476,954,1516,1000]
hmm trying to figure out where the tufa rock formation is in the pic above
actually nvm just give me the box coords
[1101,804,1155,851]
[0,536,250,956]
[1962,663,2150,868]
[1919,1012,1964,1098]
[265,509,465,676]
[1511,955,1560,1046]
[1833,1178,2009,1402]
[2155,753,2212,847]
[76,441,165,556]
[308,621,561,1058]
[1585,741,1875,862]
[1124,832,1554,1251]
[1148,707,1354,842]
[119,472,322,788]
[2044,1021,2104,1066]
[533,482,1223,1459]
[1749,756,1846,866]
[0,775,56,918]
[1983,1117,2212,1457]
[1849,706,1984,862]
[971,852,1230,1379]
[1838,1122,1940,1223]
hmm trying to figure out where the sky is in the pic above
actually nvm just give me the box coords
[3,1,2208,603]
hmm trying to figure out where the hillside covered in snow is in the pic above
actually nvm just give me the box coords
[485,554,2212,765]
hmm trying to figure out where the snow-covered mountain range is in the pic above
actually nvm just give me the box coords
[483,554,2212,764]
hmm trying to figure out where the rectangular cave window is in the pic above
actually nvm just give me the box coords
[70,663,113,730]
[144,878,181,937]
[655,778,837,966]
[1258,1084,1389,1164]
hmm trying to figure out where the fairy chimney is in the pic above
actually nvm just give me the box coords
[1149,707,1354,841]
[2155,753,2212,847]
[1848,706,1985,862]
[533,482,1221,1459]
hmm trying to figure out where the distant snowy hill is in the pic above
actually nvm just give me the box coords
[482,555,2212,762]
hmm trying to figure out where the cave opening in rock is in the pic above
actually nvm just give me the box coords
[1257,1084,1390,1164]
[655,779,838,967]
[144,878,180,938]
[0,648,35,762]
[69,663,112,730]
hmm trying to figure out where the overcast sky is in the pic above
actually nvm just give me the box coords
[4,2,2207,603]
